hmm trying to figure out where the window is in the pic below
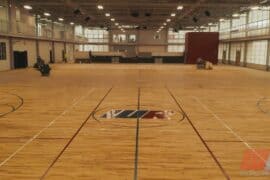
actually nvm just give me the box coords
[85,28,109,43]
[219,20,231,39]
[168,29,188,43]
[248,9,270,36]
[231,14,246,38]
[84,45,108,52]
[75,25,83,37]
[0,42,7,60]
[246,41,267,65]
[113,34,127,43]
[167,29,189,52]
[128,34,136,43]
[168,45,184,52]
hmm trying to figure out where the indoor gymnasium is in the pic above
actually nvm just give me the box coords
[1,0,270,179]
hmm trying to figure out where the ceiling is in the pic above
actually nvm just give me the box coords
[15,0,266,30]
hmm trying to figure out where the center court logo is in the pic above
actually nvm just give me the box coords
[100,109,175,120]
[241,149,270,175]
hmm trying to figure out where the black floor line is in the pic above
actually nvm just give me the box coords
[166,87,230,180]
[134,87,141,180]
[0,92,24,118]
[40,87,113,179]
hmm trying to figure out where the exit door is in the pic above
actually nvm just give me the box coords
[235,50,241,66]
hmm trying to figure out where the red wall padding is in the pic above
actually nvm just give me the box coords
[184,32,219,64]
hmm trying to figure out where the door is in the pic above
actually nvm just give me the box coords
[222,50,227,64]
[14,51,28,69]
[62,50,66,62]
[50,50,54,63]
[235,50,241,66]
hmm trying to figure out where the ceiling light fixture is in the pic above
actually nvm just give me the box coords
[110,18,115,21]
[44,12,51,17]
[58,18,64,21]
[70,22,74,25]
[232,13,240,17]
[177,5,183,10]
[105,13,110,17]
[251,6,260,10]
[97,5,104,10]
[166,19,171,22]
[219,18,225,22]
[23,5,32,10]
[171,13,176,17]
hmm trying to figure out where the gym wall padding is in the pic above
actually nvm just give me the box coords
[184,32,219,64]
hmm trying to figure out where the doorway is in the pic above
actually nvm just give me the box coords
[50,50,54,63]
[235,50,241,66]
[13,51,28,69]
[222,50,227,64]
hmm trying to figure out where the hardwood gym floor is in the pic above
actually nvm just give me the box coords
[0,64,270,180]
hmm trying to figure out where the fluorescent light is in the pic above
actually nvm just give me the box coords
[110,18,115,21]
[177,5,183,10]
[97,5,104,10]
[105,13,110,17]
[115,23,119,26]
[161,26,164,29]
[219,18,225,22]
[44,12,51,17]
[251,6,260,10]
[70,22,74,25]
[23,5,32,10]
[163,23,167,26]
[166,19,171,22]
[58,18,64,21]
[232,13,239,17]
[208,23,213,26]
[171,13,176,17]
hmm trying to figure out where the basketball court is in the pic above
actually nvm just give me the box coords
[1,0,270,179]
[0,64,269,179]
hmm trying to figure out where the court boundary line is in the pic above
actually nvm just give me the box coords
[134,88,141,180]
[167,88,230,180]
[193,96,267,163]
[40,87,113,179]
[0,92,24,118]
[0,88,95,168]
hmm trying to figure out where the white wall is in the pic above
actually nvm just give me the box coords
[54,42,64,62]
[13,39,37,67]
[39,41,52,63]
[66,43,74,61]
